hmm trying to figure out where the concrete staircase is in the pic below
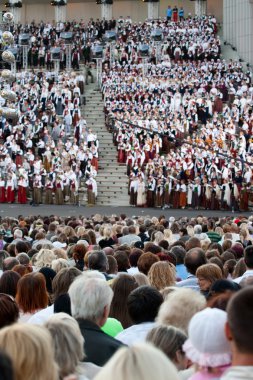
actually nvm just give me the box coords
[82,80,129,206]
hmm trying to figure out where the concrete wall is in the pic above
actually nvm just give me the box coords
[223,0,253,65]
[0,0,223,23]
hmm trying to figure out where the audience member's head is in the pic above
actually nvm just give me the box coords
[94,343,180,380]
[184,248,207,276]
[137,253,160,275]
[69,276,113,327]
[147,325,187,370]
[226,286,253,362]
[0,271,21,297]
[183,308,231,369]
[88,251,109,272]
[127,286,163,324]
[157,288,206,334]
[15,272,48,314]
[110,274,138,329]
[0,293,19,329]
[148,261,176,290]
[0,324,58,380]
[45,313,84,379]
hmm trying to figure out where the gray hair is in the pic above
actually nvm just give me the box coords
[69,277,113,322]
[13,229,23,239]
[0,250,9,270]
[45,313,84,379]
[194,225,202,235]
[16,253,30,266]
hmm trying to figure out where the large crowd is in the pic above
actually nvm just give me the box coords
[0,16,252,209]
[0,213,253,380]
[102,17,253,210]
[0,68,99,205]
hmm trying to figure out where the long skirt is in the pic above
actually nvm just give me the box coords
[155,192,164,208]
[130,189,137,206]
[173,191,180,209]
[45,189,53,204]
[6,187,15,203]
[18,186,27,204]
[0,186,6,203]
[87,189,96,205]
[55,188,64,205]
[146,190,154,207]
[179,192,187,208]
[33,188,41,204]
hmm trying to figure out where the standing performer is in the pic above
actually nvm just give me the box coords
[33,173,42,206]
[155,178,164,208]
[6,174,15,203]
[70,177,79,205]
[179,180,187,209]
[192,178,201,210]
[55,176,64,205]
[17,175,28,204]
[45,177,54,204]
[129,175,138,207]
[136,177,146,207]
[146,177,155,208]
[86,176,97,206]
[0,176,6,203]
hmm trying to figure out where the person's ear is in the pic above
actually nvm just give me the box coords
[174,350,181,364]
[225,321,233,342]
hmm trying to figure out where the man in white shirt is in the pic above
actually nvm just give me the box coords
[234,246,253,284]
[221,287,253,380]
[116,286,163,346]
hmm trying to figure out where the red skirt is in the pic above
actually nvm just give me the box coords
[18,186,27,204]
[179,192,187,208]
[0,187,6,203]
[118,149,125,163]
[6,187,15,203]
[91,157,98,171]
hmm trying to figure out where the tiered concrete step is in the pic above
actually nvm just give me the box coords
[82,79,129,206]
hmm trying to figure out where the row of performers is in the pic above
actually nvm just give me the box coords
[129,177,251,211]
[0,176,80,205]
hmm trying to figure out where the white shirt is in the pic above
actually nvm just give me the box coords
[234,269,253,284]
[27,305,54,324]
[116,322,156,346]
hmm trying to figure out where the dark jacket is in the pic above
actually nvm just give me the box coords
[77,319,124,366]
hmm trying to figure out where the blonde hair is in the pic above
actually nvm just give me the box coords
[103,226,112,239]
[163,229,174,243]
[76,226,86,237]
[34,249,56,269]
[201,238,211,252]
[94,343,180,380]
[0,324,58,380]
[63,226,76,238]
[45,313,84,379]
[157,288,206,334]
[53,248,68,259]
[133,273,150,286]
[148,262,176,290]
[186,225,194,237]
[51,258,69,273]
[153,231,164,245]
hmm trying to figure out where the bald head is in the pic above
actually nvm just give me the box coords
[103,247,114,256]
[3,257,19,271]
[184,248,207,275]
